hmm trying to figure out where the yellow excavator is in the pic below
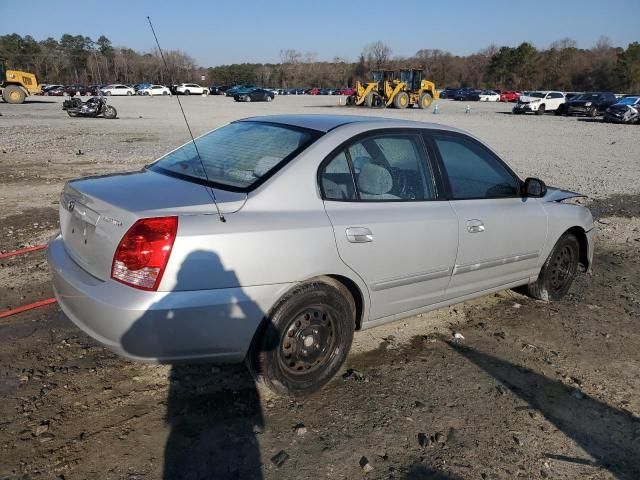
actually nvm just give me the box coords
[349,69,439,109]
[1,58,41,104]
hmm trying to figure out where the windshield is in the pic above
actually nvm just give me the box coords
[576,93,602,101]
[150,121,319,190]
[618,96,639,105]
[527,92,546,98]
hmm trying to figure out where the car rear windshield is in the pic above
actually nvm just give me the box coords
[149,121,320,190]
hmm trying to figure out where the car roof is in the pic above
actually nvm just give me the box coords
[237,114,466,134]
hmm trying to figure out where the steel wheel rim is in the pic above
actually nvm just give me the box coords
[278,306,337,376]
[550,245,575,292]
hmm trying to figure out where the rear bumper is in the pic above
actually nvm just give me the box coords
[48,235,290,363]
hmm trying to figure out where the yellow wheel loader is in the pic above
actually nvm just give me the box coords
[348,69,439,109]
[387,69,439,109]
[0,59,41,104]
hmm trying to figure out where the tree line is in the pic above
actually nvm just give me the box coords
[1,33,639,93]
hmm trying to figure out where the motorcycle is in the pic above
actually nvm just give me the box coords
[62,95,117,119]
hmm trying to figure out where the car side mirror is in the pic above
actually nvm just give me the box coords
[523,177,547,197]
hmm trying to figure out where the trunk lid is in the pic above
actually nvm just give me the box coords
[59,169,246,280]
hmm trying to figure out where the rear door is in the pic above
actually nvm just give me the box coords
[321,130,458,321]
[429,132,548,299]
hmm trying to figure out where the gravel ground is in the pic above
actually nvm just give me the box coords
[0,95,639,479]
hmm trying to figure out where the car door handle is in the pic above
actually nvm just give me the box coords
[346,227,373,243]
[466,219,485,233]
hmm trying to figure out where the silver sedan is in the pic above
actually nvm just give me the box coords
[48,115,595,395]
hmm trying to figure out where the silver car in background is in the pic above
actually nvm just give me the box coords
[48,115,595,395]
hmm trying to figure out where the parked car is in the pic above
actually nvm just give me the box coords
[478,90,500,102]
[603,95,640,124]
[233,88,275,102]
[452,88,481,101]
[439,87,460,99]
[101,84,135,96]
[175,83,208,95]
[335,87,356,96]
[513,91,565,115]
[64,85,91,96]
[559,92,617,117]
[209,85,230,95]
[308,88,321,95]
[43,85,66,96]
[48,114,594,396]
[499,91,520,102]
[139,85,172,96]
[134,83,152,94]
[225,85,256,96]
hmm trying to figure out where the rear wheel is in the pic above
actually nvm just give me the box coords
[2,85,26,104]
[127,91,132,96]
[393,91,409,109]
[266,95,273,102]
[419,92,433,109]
[525,233,580,301]
[184,90,191,95]
[249,277,355,396]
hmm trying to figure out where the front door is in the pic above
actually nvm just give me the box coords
[430,132,548,299]
[320,131,459,321]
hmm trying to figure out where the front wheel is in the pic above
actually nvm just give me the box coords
[588,106,598,117]
[535,104,546,115]
[103,105,117,119]
[419,92,433,109]
[249,277,355,396]
[266,95,273,102]
[184,90,191,95]
[525,233,580,301]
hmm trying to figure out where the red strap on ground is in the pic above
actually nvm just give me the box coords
[0,244,48,259]
[0,298,57,319]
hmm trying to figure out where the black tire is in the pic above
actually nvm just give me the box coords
[184,90,191,95]
[246,96,252,102]
[419,92,433,109]
[535,104,546,115]
[106,91,111,96]
[3,85,26,104]
[249,277,355,396]
[126,91,132,96]
[364,92,374,107]
[393,91,409,109]
[554,105,564,116]
[266,95,273,102]
[526,233,580,301]
[588,106,598,117]
[103,105,117,119]
[66,111,77,117]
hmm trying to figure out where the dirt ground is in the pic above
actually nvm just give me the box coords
[0,96,639,479]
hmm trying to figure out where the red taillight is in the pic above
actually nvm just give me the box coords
[111,217,178,291]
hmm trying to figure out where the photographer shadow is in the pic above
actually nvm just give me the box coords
[443,338,640,479]
[121,250,276,480]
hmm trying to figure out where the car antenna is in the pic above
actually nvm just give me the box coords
[146,16,226,223]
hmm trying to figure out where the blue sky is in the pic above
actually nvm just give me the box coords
[2,0,638,66]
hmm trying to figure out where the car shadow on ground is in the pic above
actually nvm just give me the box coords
[121,250,276,480]
[442,337,640,479]
[576,118,605,123]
